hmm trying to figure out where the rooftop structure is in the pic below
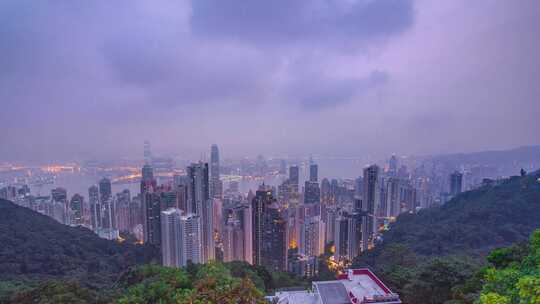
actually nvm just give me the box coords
[270,268,401,304]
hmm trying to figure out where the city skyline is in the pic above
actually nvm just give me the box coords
[1,1,540,303]
[2,0,540,162]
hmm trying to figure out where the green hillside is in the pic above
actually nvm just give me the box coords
[354,170,540,303]
[0,199,158,299]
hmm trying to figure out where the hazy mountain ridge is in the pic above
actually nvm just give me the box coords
[423,145,540,170]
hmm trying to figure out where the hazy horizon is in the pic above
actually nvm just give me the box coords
[2,0,539,162]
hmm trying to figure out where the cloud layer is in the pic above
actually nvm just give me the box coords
[0,0,539,161]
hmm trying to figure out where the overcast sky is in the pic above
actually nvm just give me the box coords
[1,0,539,162]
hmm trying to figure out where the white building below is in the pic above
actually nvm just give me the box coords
[268,268,401,304]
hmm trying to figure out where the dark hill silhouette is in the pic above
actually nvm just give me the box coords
[0,199,158,290]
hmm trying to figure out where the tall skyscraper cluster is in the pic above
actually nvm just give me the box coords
[158,145,222,266]
[1,144,471,280]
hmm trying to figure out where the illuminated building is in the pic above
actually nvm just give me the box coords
[385,177,400,218]
[288,250,318,277]
[187,162,214,262]
[69,193,84,226]
[235,204,253,264]
[143,190,161,245]
[141,164,157,194]
[304,181,320,205]
[362,165,380,251]
[99,178,112,203]
[222,218,244,262]
[129,194,142,232]
[89,185,101,231]
[252,188,287,271]
[161,208,201,267]
[321,178,331,204]
[115,189,131,233]
[289,165,300,194]
[302,215,325,257]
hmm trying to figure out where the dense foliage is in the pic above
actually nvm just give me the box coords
[7,280,109,304]
[116,262,265,304]
[354,171,540,304]
[0,199,158,299]
[380,172,540,256]
[478,229,540,304]
[5,263,268,304]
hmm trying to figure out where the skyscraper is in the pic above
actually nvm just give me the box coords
[210,144,222,199]
[450,171,463,197]
[180,213,202,266]
[362,165,380,251]
[304,181,321,205]
[222,218,244,262]
[385,177,400,218]
[354,176,363,199]
[89,185,100,231]
[330,179,339,204]
[236,204,253,264]
[302,215,325,257]
[141,164,161,245]
[325,207,337,244]
[141,164,157,194]
[99,178,112,203]
[161,208,182,267]
[129,194,142,232]
[115,189,131,232]
[213,198,223,241]
[51,187,67,202]
[69,194,84,226]
[252,189,287,271]
[161,208,202,267]
[309,160,318,182]
[99,178,115,230]
[143,190,161,245]
[334,209,362,262]
[334,214,349,262]
[186,162,209,215]
[187,162,214,262]
[289,165,300,193]
[51,187,68,224]
[321,178,331,204]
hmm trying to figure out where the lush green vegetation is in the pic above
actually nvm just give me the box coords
[116,262,265,304]
[6,263,267,304]
[478,229,540,303]
[353,170,540,304]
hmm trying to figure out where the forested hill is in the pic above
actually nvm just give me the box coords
[353,170,540,303]
[0,199,157,292]
[381,170,540,256]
